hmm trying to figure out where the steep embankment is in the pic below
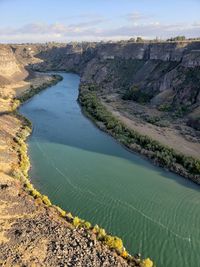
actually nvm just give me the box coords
[0,45,28,99]
[0,45,27,84]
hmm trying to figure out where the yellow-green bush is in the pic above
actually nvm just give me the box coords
[73,216,81,227]
[92,225,106,240]
[104,235,123,252]
[42,195,52,206]
[141,258,154,267]
[121,250,128,258]
[83,221,91,229]
[24,180,34,191]
[55,206,67,217]
[31,189,42,199]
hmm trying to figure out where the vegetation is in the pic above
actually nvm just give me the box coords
[17,75,63,103]
[110,58,146,90]
[79,87,200,178]
[187,117,200,131]
[55,206,67,217]
[158,103,172,112]
[141,258,154,267]
[143,116,169,127]
[122,85,153,103]
[10,76,64,210]
[170,67,200,117]
[136,37,144,43]
[167,36,186,42]
[11,117,148,266]
[10,76,154,266]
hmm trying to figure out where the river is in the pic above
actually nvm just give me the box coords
[20,73,200,267]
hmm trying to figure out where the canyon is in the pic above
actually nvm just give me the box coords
[0,40,200,266]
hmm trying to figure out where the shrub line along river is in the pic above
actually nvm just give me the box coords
[20,72,200,267]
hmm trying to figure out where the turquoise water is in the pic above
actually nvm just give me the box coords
[20,73,200,267]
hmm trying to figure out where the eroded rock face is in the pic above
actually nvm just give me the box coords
[1,40,199,121]
[0,46,20,77]
[24,41,200,106]
[0,45,27,84]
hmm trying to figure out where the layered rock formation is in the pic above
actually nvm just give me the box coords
[0,40,199,157]
[0,45,27,85]
[26,41,200,113]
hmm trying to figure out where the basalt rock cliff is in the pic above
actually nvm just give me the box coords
[14,41,200,129]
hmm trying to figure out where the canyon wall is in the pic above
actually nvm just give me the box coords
[0,45,28,86]
[1,41,200,124]
[27,42,200,108]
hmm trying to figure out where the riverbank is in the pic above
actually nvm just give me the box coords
[0,72,152,266]
[78,84,200,184]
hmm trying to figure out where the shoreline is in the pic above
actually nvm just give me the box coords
[78,85,200,185]
[10,72,151,267]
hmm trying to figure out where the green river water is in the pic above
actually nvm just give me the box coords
[20,73,200,267]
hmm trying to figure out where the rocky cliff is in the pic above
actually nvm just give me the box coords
[1,41,199,143]
[27,41,200,116]
[0,45,28,86]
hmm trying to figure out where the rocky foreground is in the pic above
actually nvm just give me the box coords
[0,63,145,266]
[0,172,132,267]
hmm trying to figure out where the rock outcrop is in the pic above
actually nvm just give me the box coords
[0,45,27,85]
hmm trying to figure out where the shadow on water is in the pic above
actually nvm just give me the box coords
[31,136,200,194]
[20,72,200,193]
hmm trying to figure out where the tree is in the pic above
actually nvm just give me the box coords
[136,37,144,43]
[167,36,186,42]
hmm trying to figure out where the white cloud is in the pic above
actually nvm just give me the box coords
[127,12,153,21]
[0,20,199,43]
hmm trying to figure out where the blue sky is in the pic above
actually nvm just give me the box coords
[0,0,199,43]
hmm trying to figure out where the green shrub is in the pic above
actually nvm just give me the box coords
[122,85,153,103]
[158,104,172,112]
[17,75,63,103]
[79,88,200,177]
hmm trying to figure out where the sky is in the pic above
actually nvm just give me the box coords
[0,0,200,43]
